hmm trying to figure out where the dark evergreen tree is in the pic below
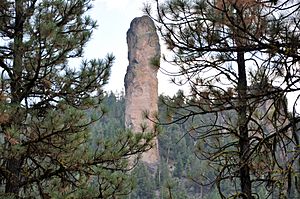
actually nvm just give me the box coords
[0,1,152,198]
[146,0,300,198]
[129,163,156,199]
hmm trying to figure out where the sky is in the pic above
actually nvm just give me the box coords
[82,0,180,96]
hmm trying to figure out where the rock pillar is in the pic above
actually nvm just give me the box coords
[124,16,160,165]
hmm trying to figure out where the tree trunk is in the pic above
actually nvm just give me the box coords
[5,0,25,195]
[5,158,22,194]
[237,51,252,199]
[12,0,24,102]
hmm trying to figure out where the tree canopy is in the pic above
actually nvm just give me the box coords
[0,1,152,198]
[146,0,300,198]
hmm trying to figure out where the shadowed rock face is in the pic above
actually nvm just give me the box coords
[124,16,160,165]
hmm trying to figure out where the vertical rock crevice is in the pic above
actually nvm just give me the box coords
[124,15,160,166]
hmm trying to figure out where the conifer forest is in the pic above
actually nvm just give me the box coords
[0,0,300,198]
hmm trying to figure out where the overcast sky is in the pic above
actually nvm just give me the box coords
[81,0,180,95]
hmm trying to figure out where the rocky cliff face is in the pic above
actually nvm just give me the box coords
[124,16,160,165]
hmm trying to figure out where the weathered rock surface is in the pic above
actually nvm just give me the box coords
[124,16,160,165]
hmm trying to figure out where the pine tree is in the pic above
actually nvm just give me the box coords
[146,0,300,198]
[0,1,152,198]
[130,164,156,199]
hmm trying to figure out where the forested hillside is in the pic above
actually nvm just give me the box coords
[96,91,300,199]
[94,92,208,199]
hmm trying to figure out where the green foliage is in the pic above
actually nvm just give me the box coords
[150,56,161,70]
[129,164,156,199]
[0,1,151,198]
[146,0,300,198]
[127,95,212,199]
